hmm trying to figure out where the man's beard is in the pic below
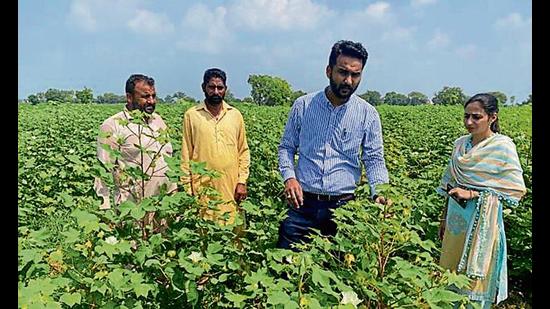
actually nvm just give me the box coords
[206,94,223,105]
[329,78,357,100]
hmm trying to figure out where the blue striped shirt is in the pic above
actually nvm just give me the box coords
[278,90,389,196]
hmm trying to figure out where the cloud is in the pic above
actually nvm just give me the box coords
[364,2,391,21]
[427,30,450,49]
[127,10,175,35]
[382,26,416,42]
[411,0,437,7]
[177,4,232,54]
[494,12,531,30]
[67,0,145,32]
[229,0,332,31]
[455,44,477,60]
[68,0,98,31]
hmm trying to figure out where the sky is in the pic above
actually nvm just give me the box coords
[18,0,532,103]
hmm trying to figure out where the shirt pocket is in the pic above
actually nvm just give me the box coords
[218,124,239,147]
[219,130,236,146]
[336,127,362,157]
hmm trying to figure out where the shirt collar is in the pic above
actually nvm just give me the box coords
[197,100,232,112]
[321,89,352,111]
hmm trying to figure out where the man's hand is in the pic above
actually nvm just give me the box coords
[284,178,303,208]
[374,195,392,206]
[234,183,247,204]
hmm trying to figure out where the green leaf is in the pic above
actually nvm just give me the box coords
[207,242,224,254]
[218,273,229,282]
[61,228,81,244]
[185,280,199,304]
[107,268,127,290]
[59,293,81,307]
[267,291,291,305]
[19,248,44,266]
[225,292,249,306]
[130,206,146,220]
[140,198,155,212]
[71,209,99,233]
[311,268,331,288]
[119,201,135,217]
[132,283,152,298]
[144,259,161,267]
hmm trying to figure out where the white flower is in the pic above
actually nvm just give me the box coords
[188,251,203,263]
[341,291,362,307]
[285,255,293,264]
[105,236,118,245]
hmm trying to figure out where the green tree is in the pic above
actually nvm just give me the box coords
[27,94,40,105]
[407,91,429,105]
[247,74,293,106]
[359,90,382,106]
[291,90,307,103]
[432,86,467,105]
[242,96,254,104]
[164,91,196,104]
[383,91,409,105]
[95,92,126,104]
[44,88,75,103]
[75,87,94,104]
[224,89,237,103]
[521,93,532,105]
[488,91,507,105]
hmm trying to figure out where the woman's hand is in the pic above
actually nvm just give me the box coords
[438,219,446,241]
[448,187,478,200]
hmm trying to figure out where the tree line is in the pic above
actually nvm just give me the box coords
[21,75,532,106]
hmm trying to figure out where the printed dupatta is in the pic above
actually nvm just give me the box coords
[449,133,526,203]
[441,133,526,279]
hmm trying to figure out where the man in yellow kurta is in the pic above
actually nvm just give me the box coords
[181,68,250,224]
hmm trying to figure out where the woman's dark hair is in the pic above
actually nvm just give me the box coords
[328,40,369,69]
[125,74,155,94]
[464,93,500,133]
[202,68,227,87]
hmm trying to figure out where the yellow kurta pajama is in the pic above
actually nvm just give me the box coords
[181,101,250,224]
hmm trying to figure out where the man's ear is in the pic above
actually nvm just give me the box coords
[326,65,332,79]
[126,93,132,105]
[201,83,206,92]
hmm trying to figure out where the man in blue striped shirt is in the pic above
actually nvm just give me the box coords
[276,40,390,250]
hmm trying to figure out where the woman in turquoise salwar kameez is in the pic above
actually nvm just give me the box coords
[437,93,526,308]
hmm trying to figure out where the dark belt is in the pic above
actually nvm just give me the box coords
[303,191,355,202]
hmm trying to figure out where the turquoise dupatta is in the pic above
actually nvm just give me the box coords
[438,133,526,303]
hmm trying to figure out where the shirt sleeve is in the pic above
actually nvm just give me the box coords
[361,109,389,197]
[94,121,116,209]
[180,111,193,195]
[237,113,251,184]
[278,100,301,182]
